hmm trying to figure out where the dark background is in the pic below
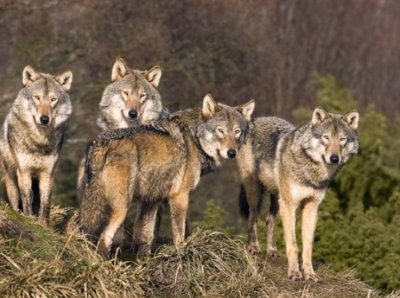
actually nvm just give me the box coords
[1,0,400,292]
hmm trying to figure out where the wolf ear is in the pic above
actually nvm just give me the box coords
[55,71,73,91]
[202,94,218,118]
[236,99,255,121]
[22,65,41,86]
[311,107,328,126]
[344,112,359,130]
[111,58,129,81]
[144,65,162,88]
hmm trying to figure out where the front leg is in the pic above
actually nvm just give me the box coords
[301,198,322,282]
[169,192,189,245]
[4,170,20,210]
[38,171,54,225]
[279,194,302,280]
[16,169,33,216]
[242,178,262,254]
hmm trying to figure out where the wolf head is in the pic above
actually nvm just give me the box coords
[303,107,359,166]
[197,94,255,163]
[98,58,163,129]
[14,65,73,128]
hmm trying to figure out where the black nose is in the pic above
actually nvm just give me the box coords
[227,149,237,159]
[330,154,339,164]
[40,115,49,125]
[128,109,138,119]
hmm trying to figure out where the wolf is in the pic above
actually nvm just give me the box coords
[0,65,73,224]
[96,57,167,130]
[79,94,255,258]
[77,58,168,245]
[78,58,166,182]
[237,107,359,281]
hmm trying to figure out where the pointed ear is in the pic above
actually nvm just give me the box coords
[202,94,217,118]
[344,111,359,130]
[236,99,255,121]
[311,107,328,126]
[144,65,162,87]
[55,71,73,91]
[111,58,129,81]
[22,65,41,86]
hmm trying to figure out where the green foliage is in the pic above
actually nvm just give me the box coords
[194,199,233,234]
[314,191,400,291]
[290,74,400,292]
[53,159,79,208]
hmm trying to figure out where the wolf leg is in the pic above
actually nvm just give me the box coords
[243,177,262,254]
[153,203,164,242]
[266,193,279,257]
[279,196,302,280]
[169,192,189,245]
[38,171,53,225]
[133,201,161,255]
[97,162,134,259]
[4,171,20,210]
[16,169,33,216]
[98,205,128,259]
[301,199,321,282]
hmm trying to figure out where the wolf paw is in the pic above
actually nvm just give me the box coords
[288,270,303,281]
[304,273,320,282]
[247,243,261,254]
[267,248,280,258]
[133,242,151,257]
[97,241,111,259]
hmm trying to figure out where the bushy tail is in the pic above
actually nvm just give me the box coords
[79,141,109,243]
[239,184,250,218]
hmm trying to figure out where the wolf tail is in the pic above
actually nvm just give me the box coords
[79,141,109,243]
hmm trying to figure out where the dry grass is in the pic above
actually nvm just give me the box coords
[0,204,396,298]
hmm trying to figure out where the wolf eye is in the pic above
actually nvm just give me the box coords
[235,128,241,135]
[216,128,224,135]
[33,95,40,101]
[322,134,329,140]
[50,97,58,102]
[121,90,129,97]
[340,137,347,143]
[140,93,147,102]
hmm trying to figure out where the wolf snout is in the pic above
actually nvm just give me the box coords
[329,154,340,164]
[128,109,138,120]
[227,149,237,159]
[39,115,50,125]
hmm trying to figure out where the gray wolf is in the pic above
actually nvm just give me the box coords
[237,107,359,281]
[77,58,168,245]
[78,58,166,185]
[96,57,167,130]
[0,65,73,224]
[79,94,254,258]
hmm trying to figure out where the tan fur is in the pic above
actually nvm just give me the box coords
[238,109,359,281]
[0,65,73,224]
[80,95,254,258]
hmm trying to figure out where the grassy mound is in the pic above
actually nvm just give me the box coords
[0,205,144,297]
[0,204,390,297]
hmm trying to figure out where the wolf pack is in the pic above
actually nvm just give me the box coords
[0,59,360,282]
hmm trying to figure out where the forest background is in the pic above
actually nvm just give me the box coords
[0,0,399,292]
